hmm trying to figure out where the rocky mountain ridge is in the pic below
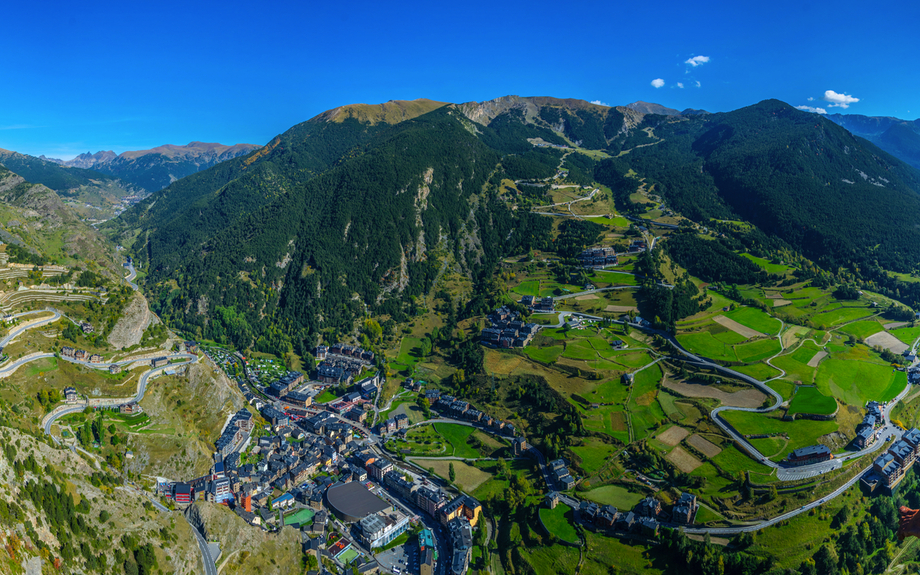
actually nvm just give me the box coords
[60,141,262,192]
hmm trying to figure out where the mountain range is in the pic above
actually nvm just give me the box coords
[102,95,920,356]
[825,113,920,170]
[45,141,261,192]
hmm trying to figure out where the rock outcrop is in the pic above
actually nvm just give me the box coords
[107,292,156,349]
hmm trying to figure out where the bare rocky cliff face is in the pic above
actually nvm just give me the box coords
[107,292,156,349]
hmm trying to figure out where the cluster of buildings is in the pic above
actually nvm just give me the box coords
[424,389,517,436]
[480,307,540,349]
[865,427,920,495]
[569,491,697,537]
[521,296,555,313]
[854,401,884,449]
[265,371,306,399]
[316,343,375,386]
[376,413,410,435]
[908,366,920,384]
[165,406,362,513]
[548,458,575,490]
[627,239,647,254]
[60,346,103,364]
[577,247,618,268]
[326,451,482,575]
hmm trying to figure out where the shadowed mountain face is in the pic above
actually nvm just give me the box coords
[106,96,920,354]
[826,113,920,170]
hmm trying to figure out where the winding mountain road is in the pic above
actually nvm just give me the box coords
[124,262,138,291]
[624,317,912,481]
[41,353,199,436]
[0,309,61,349]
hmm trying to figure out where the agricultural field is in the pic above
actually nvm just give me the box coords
[815,358,906,405]
[769,342,823,385]
[740,254,793,275]
[676,331,743,363]
[809,306,874,328]
[627,364,667,441]
[731,362,781,381]
[710,444,775,478]
[724,307,783,334]
[733,338,782,362]
[392,336,425,373]
[787,386,838,416]
[837,319,885,340]
[472,458,540,502]
[569,438,618,474]
[890,325,920,346]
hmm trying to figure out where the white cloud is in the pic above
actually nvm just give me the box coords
[695,80,701,88]
[807,97,814,101]
[677,82,684,89]
[590,100,609,107]
[651,78,665,88]
[823,90,859,109]
[796,105,827,114]
[685,55,710,67]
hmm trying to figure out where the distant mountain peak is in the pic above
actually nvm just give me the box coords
[66,150,117,169]
[626,101,680,116]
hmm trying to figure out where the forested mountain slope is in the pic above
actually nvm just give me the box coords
[110,96,920,354]
[109,103,560,353]
[826,112,920,170]
[596,100,920,272]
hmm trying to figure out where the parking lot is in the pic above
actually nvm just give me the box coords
[376,541,419,575]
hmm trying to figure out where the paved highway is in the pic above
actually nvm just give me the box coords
[185,513,218,575]
[679,464,871,535]
[124,262,138,290]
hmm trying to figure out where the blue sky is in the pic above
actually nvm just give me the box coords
[0,0,917,159]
